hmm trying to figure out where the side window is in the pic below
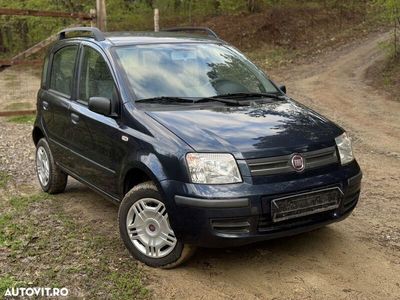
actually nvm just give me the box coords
[79,46,117,104]
[49,45,78,96]
[41,56,49,88]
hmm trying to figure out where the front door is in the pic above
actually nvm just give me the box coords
[68,44,124,197]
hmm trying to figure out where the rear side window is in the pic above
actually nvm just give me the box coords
[78,46,117,103]
[50,45,78,96]
[41,56,49,88]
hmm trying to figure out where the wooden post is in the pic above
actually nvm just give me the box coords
[90,8,96,27]
[96,0,107,31]
[154,8,159,32]
[188,0,192,24]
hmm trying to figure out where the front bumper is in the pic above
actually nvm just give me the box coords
[160,161,362,247]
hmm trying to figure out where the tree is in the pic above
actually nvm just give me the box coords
[376,0,400,57]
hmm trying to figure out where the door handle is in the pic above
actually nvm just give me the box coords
[70,113,80,125]
[42,101,49,110]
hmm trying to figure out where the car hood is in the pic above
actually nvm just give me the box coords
[145,100,342,159]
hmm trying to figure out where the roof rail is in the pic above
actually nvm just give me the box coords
[161,27,219,39]
[58,27,105,42]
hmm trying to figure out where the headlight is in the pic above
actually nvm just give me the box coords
[186,153,242,184]
[335,132,354,165]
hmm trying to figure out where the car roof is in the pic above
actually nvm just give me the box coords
[57,27,225,47]
[104,31,222,45]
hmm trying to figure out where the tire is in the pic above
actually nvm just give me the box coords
[35,138,68,194]
[118,181,196,268]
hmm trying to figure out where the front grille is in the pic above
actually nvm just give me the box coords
[211,219,250,234]
[247,146,338,176]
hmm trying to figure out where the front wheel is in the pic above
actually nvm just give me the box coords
[118,181,195,268]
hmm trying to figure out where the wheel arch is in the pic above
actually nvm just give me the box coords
[32,126,45,146]
[121,162,165,198]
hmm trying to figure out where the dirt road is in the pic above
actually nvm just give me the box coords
[1,32,399,299]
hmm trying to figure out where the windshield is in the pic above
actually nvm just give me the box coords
[114,43,279,100]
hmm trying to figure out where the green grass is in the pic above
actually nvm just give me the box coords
[51,206,149,299]
[5,102,32,111]
[0,189,150,298]
[51,208,149,299]
[0,213,13,246]
[0,275,26,297]
[108,271,149,300]
[8,193,49,210]
[0,171,11,189]
[7,115,35,124]
[0,193,51,251]
[0,221,26,251]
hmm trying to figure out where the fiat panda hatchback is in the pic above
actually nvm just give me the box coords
[33,27,362,268]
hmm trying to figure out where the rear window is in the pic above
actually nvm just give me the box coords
[49,45,78,96]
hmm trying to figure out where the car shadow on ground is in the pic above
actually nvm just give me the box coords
[59,179,343,270]
[191,226,338,265]
[59,179,118,226]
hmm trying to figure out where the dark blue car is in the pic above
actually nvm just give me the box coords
[32,27,362,268]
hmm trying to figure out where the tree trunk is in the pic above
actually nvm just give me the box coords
[0,28,4,52]
[395,18,398,57]
[247,0,255,13]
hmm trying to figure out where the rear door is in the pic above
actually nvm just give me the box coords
[41,43,79,168]
[68,43,124,197]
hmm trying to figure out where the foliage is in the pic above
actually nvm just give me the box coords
[0,0,383,57]
[375,0,400,57]
[219,0,247,12]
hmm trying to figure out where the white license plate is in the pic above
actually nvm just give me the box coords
[271,188,342,222]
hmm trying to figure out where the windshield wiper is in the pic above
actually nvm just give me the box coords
[135,96,195,104]
[210,92,285,100]
[135,92,285,105]
[136,96,243,106]
[193,97,242,105]
[193,92,285,105]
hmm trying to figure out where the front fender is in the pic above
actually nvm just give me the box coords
[118,148,190,198]
[118,106,193,200]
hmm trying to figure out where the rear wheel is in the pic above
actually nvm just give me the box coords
[118,181,195,268]
[35,138,68,194]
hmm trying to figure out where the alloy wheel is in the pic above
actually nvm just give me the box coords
[36,146,50,187]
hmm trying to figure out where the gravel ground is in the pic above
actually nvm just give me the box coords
[0,120,36,187]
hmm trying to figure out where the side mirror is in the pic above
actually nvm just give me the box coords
[88,97,114,116]
[279,85,287,94]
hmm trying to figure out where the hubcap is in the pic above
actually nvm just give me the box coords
[36,146,50,187]
[126,198,177,258]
